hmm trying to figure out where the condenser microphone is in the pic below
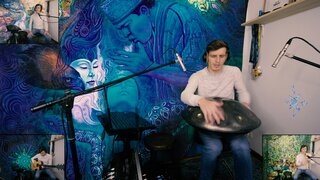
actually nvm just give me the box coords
[312,141,315,155]
[272,39,293,68]
[175,52,187,71]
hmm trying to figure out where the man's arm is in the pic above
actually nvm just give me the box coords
[47,154,52,165]
[43,15,48,32]
[296,155,302,166]
[31,154,38,161]
[29,15,33,32]
[234,67,250,106]
[181,73,202,106]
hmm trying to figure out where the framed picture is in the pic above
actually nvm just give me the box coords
[264,0,295,12]
[262,134,320,180]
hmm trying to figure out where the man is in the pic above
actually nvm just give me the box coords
[28,4,51,43]
[181,40,253,180]
[101,0,209,84]
[31,147,56,180]
[101,0,210,132]
[293,145,317,180]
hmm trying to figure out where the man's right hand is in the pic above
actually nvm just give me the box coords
[27,31,33,38]
[198,98,224,125]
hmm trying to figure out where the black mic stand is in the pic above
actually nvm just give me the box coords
[39,14,59,18]
[308,157,320,166]
[30,59,179,178]
[272,36,320,69]
[285,53,320,69]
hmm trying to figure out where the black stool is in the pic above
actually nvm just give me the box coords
[144,133,175,179]
[144,133,174,163]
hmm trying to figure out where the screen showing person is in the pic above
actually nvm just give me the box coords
[31,147,57,180]
[28,4,51,43]
[293,145,318,180]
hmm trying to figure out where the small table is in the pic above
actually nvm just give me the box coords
[99,112,155,151]
[99,112,155,180]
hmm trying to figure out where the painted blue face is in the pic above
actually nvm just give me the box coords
[70,58,101,89]
[115,13,152,43]
[107,71,139,112]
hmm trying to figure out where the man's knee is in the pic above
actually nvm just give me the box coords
[231,141,250,153]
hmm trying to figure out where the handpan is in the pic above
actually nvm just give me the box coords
[182,97,261,133]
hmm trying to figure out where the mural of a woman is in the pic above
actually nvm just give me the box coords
[67,49,108,180]
[58,1,110,179]
[70,54,106,128]
[69,55,105,124]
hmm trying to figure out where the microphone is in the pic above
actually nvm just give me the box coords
[175,52,187,71]
[312,141,315,155]
[271,39,293,68]
[38,13,59,18]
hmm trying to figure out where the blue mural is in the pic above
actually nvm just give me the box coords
[0,0,248,179]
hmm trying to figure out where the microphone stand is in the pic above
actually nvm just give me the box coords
[309,157,320,166]
[272,36,320,68]
[30,59,179,178]
[285,53,320,69]
[39,14,59,18]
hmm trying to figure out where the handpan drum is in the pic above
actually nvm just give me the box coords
[182,97,261,134]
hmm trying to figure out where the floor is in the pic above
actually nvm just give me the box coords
[142,151,263,180]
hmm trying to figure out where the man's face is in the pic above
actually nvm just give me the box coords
[35,5,42,13]
[301,146,307,154]
[115,13,152,43]
[206,47,228,73]
[40,150,46,156]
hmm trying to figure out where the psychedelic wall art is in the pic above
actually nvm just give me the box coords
[0,0,248,178]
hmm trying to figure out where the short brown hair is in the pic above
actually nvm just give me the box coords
[34,4,43,11]
[300,144,307,152]
[203,40,230,62]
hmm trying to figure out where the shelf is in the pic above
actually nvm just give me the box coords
[242,0,320,26]
[50,135,64,142]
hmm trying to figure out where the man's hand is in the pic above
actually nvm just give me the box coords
[242,102,250,109]
[108,42,152,72]
[27,31,33,38]
[198,98,224,125]
[44,31,50,36]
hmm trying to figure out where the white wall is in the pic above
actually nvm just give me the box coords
[243,1,320,155]
[48,0,59,42]
[50,135,65,180]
